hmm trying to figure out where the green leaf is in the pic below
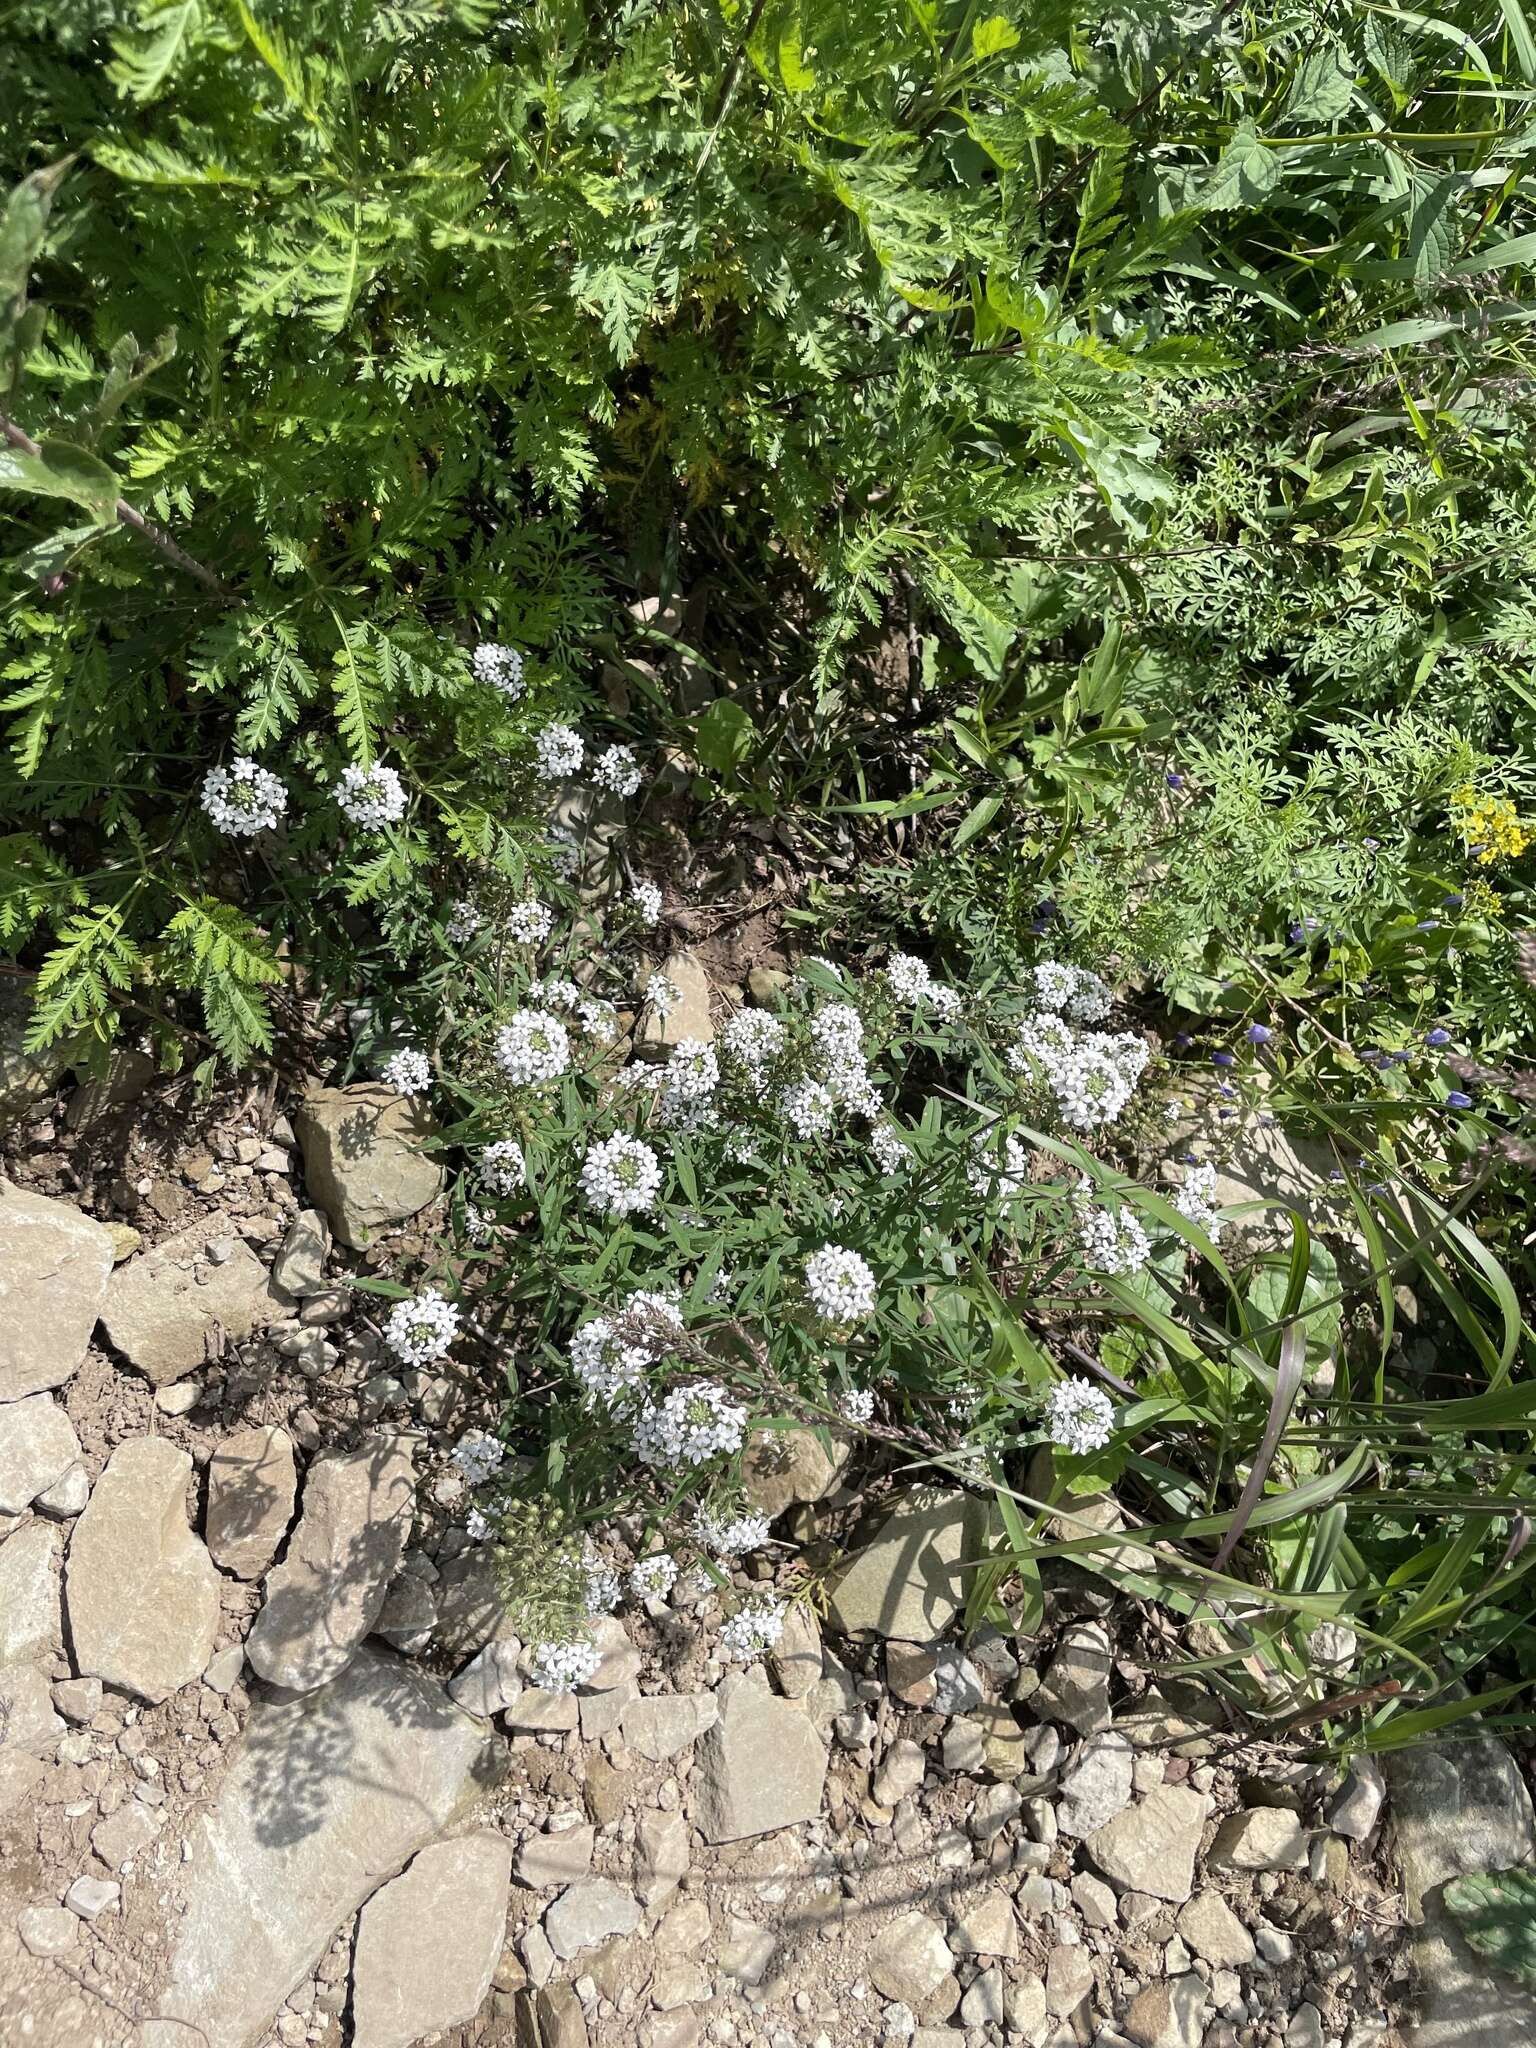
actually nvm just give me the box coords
[0,161,72,332]
[1444,1869,1536,1986]
[952,791,1003,848]
[1202,120,1282,211]
[1285,48,1354,123]
[694,698,756,777]
[972,15,1020,60]
[0,439,120,522]
[107,0,205,103]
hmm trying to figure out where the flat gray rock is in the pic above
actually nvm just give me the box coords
[0,1181,115,1401]
[544,1878,641,1961]
[145,1646,500,2048]
[246,1439,414,1694]
[67,1437,221,1703]
[101,1223,271,1386]
[0,1394,81,1513]
[0,1661,63,1754]
[694,1670,827,1843]
[270,1207,332,1300]
[1386,1733,1536,2047]
[1057,1729,1135,1836]
[1087,1784,1209,1904]
[0,1519,62,1664]
[827,1489,990,1643]
[351,1834,512,2048]
[205,1424,298,1580]
[621,1691,718,1763]
[294,1084,443,1250]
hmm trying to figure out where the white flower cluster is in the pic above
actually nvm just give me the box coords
[568,1289,685,1413]
[779,1076,834,1138]
[870,1123,908,1176]
[577,996,619,1039]
[629,1552,679,1600]
[1008,1012,1149,1132]
[451,1430,505,1484]
[479,1138,526,1196]
[645,972,681,1015]
[527,976,580,1012]
[660,1039,719,1131]
[718,1595,785,1662]
[693,1507,771,1558]
[580,1135,662,1217]
[808,1002,879,1117]
[839,1387,875,1425]
[1173,1162,1227,1241]
[494,1009,570,1086]
[336,762,407,829]
[444,897,482,944]
[466,1507,493,1543]
[380,1047,432,1097]
[384,1287,460,1366]
[1033,959,1112,1025]
[1076,1199,1152,1274]
[1046,1375,1116,1454]
[506,900,553,945]
[968,1129,1028,1203]
[472,642,525,698]
[583,1546,623,1615]
[720,1008,786,1096]
[530,1639,602,1693]
[804,1244,877,1324]
[547,826,580,878]
[632,878,662,927]
[885,951,962,1021]
[593,743,641,796]
[535,724,584,781]
[462,1202,491,1244]
[633,1379,748,1467]
[201,757,287,837]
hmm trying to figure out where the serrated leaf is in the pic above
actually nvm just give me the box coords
[1286,48,1354,123]
[972,14,1020,59]
[1202,119,1282,211]
[0,439,121,522]
[107,0,205,103]
[1444,1869,1536,1986]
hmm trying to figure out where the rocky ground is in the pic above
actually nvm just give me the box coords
[1,994,1532,2048]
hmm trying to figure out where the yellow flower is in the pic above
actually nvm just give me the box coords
[1450,784,1532,865]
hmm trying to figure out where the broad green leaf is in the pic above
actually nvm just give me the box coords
[0,439,120,522]
[1286,48,1354,122]
[0,162,72,330]
[972,15,1020,59]
[1203,120,1282,211]
[694,698,757,776]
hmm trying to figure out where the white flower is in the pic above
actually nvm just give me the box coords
[693,1506,771,1558]
[535,723,584,781]
[1045,1375,1115,1454]
[506,900,553,945]
[1076,1198,1151,1275]
[719,1595,785,1662]
[629,1552,678,1600]
[479,1139,526,1197]
[663,1039,719,1110]
[1009,1015,1148,1132]
[473,642,525,699]
[720,1009,786,1094]
[579,1135,662,1217]
[576,996,619,1039]
[336,761,407,829]
[493,1009,570,1086]
[384,1287,460,1366]
[451,1430,505,1484]
[645,971,682,1015]
[547,826,580,878]
[870,1124,908,1176]
[380,1047,432,1097]
[839,1387,875,1424]
[462,1202,491,1244]
[569,1318,649,1407]
[530,1639,602,1693]
[887,952,934,1004]
[632,1380,748,1467]
[583,1545,623,1615]
[779,1076,835,1138]
[804,1245,877,1323]
[445,897,482,944]
[968,1129,1028,1203]
[1064,967,1111,1025]
[466,1508,493,1543]
[527,976,580,1012]
[632,878,662,927]
[1033,960,1078,1012]
[201,757,287,837]
[1174,1162,1227,1241]
[593,743,641,797]
[926,983,962,1023]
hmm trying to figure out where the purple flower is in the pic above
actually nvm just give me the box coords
[1212,1051,1235,1069]
[1425,1027,1451,1048]
[1362,837,1380,852]
[1416,919,1440,932]
[1442,893,1464,910]
[1246,1023,1271,1045]
[1218,1084,1236,1099]
[1445,1090,1473,1110]
[1166,770,1185,789]
[1173,1031,1193,1049]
